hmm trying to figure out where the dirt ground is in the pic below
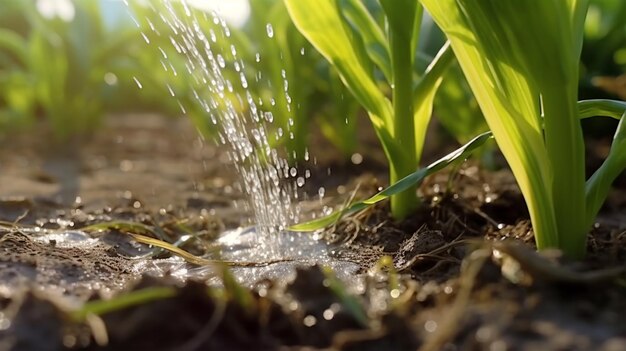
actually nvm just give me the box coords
[0,114,624,351]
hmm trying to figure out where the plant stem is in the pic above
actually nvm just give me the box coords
[389,16,418,220]
[542,83,587,258]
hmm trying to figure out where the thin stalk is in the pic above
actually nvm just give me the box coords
[389,14,418,220]
[542,83,587,258]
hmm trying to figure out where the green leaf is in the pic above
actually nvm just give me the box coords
[284,0,392,130]
[578,99,626,119]
[585,109,626,226]
[338,0,391,81]
[421,0,590,256]
[290,131,493,232]
[412,41,454,158]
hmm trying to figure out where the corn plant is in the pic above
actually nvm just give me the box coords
[421,0,626,258]
[284,0,454,219]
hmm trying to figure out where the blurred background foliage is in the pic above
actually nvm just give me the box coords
[0,0,198,141]
[0,0,623,159]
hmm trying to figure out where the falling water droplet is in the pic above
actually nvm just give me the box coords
[318,187,326,199]
[296,177,305,187]
[132,76,143,89]
[266,23,274,38]
[140,32,150,44]
[216,54,226,68]
[166,84,175,97]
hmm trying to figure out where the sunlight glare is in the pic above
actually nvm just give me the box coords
[187,0,250,27]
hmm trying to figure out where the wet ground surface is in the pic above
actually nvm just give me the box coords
[0,115,625,350]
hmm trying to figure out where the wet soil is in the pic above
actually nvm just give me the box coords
[0,114,625,350]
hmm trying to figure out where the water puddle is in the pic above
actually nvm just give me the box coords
[134,226,362,290]
[210,227,360,287]
[0,226,362,302]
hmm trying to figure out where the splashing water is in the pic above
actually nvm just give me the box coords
[134,1,309,255]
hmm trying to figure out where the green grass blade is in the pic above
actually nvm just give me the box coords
[290,131,492,232]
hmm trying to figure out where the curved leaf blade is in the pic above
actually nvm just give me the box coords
[290,131,493,232]
[585,108,626,226]
[578,99,626,120]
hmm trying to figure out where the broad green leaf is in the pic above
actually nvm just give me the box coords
[338,0,391,81]
[284,0,393,130]
[290,131,493,232]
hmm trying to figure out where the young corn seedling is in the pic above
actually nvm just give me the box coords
[421,0,626,258]
[284,0,454,219]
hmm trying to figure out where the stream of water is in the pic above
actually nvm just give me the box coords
[149,1,299,236]
[126,0,359,279]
